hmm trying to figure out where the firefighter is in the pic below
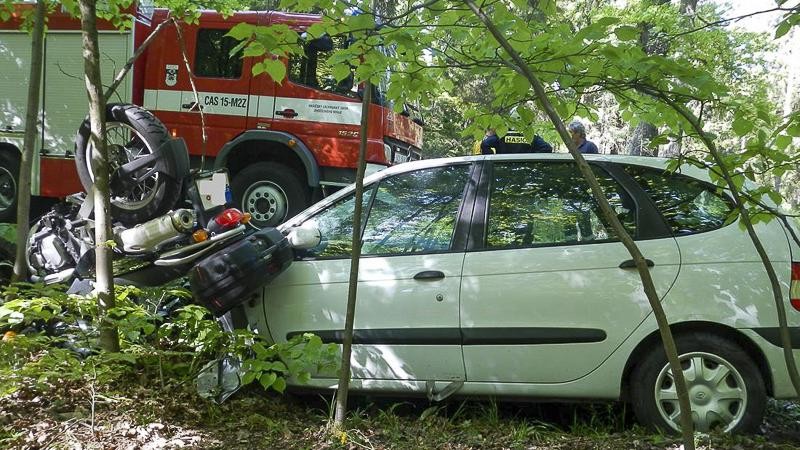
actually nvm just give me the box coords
[476,128,553,154]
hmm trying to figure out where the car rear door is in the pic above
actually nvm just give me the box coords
[263,162,477,382]
[460,159,681,383]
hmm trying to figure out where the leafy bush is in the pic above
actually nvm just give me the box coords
[0,282,338,398]
[0,223,14,243]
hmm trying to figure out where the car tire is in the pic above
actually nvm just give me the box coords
[0,235,14,285]
[630,333,766,434]
[75,103,182,226]
[0,150,20,224]
[231,162,308,228]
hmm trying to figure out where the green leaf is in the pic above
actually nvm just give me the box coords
[614,26,640,41]
[787,123,800,137]
[775,134,793,150]
[648,134,669,148]
[296,371,311,383]
[259,372,278,390]
[269,361,288,373]
[731,117,753,136]
[331,63,352,82]
[538,0,556,16]
[511,74,529,95]
[242,42,266,58]
[272,376,287,393]
[254,59,287,83]
[775,20,791,39]
[227,23,255,41]
[241,371,257,386]
[767,190,783,205]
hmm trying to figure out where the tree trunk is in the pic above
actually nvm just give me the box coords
[464,2,696,448]
[625,0,669,156]
[79,0,119,353]
[679,0,698,15]
[625,122,659,156]
[774,27,798,199]
[333,79,372,428]
[12,0,46,282]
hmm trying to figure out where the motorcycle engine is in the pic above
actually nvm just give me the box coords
[27,203,90,280]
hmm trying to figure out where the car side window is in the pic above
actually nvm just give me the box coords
[623,165,734,235]
[486,162,635,249]
[361,165,471,255]
[194,29,243,79]
[298,187,374,259]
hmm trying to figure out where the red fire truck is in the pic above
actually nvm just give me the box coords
[0,5,423,226]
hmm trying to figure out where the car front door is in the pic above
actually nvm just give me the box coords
[460,160,681,383]
[263,163,476,382]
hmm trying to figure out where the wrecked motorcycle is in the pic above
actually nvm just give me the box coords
[24,105,297,317]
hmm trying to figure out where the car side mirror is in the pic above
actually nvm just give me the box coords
[286,222,322,249]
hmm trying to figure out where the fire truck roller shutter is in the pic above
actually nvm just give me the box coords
[216,131,319,228]
[75,104,185,226]
[0,146,21,224]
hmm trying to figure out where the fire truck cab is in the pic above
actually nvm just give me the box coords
[0,6,423,226]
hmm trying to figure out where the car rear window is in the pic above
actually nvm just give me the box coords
[622,165,734,235]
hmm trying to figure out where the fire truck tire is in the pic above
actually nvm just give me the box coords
[0,236,14,286]
[231,162,309,228]
[0,151,20,224]
[75,104,180,226]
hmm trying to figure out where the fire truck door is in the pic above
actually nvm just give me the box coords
[145,19,258,157]
[269,34,370,173]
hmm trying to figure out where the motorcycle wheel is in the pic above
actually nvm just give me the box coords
[75,103,182,226]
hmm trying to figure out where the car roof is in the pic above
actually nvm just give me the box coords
[376,153,714,183]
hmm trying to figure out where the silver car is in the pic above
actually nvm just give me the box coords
[244,154,800,433]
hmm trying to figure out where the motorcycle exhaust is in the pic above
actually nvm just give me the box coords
[116,209,196,254]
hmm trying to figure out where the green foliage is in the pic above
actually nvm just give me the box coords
[0,283,337,398]
[0,223,15,244]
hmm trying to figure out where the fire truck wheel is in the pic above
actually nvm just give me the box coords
[0,236,14,286]
[75,104,181,226]
[0,151,20,224]
[231,162,309,228]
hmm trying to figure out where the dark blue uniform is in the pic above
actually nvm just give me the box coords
[577,140,599,154]
[481,131,552,154]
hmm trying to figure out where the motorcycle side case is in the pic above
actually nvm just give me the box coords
[189,227,293,316]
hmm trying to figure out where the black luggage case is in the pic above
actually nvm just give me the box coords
[189,227,293,316]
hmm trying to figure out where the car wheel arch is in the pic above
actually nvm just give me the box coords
[619,321,773,401]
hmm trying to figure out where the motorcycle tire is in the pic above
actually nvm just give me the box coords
[75,103,182,226]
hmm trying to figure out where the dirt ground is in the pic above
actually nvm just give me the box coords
[1,381,798,450]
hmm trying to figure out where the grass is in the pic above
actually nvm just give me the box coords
[2,379,798,449]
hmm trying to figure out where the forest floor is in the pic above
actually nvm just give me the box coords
[1,380,799,450]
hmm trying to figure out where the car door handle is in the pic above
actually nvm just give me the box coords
[414,270,445,281]
[619,259,654,269]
